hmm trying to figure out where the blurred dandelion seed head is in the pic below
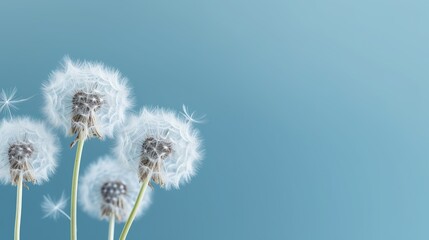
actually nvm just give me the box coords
[100,181,128,220]
[80,157,152,222]
[101,181,127,204]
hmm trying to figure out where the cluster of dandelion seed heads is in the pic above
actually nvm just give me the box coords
[116,107,203,190]
[80,157,152,222]
[0,117,59,185]
[43,56,133,142]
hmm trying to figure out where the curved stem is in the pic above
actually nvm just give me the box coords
[119,173,152,240]
[14,174,23,240]
[108,213,115,240]
[70,136,85,240]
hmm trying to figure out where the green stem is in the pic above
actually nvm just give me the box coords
[14,174,23,240]
[119,173,152,240]
[70,136,85,240]
[108,213,115,240]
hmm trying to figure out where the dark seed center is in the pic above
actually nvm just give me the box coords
[101,181,127,205]
[8,142,34,169]
[142,137,172,161]
[72,91,103,114]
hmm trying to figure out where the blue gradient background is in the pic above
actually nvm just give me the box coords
[0,1,428,239]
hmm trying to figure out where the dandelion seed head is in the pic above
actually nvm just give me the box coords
[116,107,203,190]
[42,56,133,146]
[0,117,59,185]
[79,156,152,222]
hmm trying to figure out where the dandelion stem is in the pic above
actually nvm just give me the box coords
[108,213,115,240]
[119,173,152,240]
[14,174,23,240]
[70,136,85,240]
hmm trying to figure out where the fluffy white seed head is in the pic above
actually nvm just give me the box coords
[79,156,152,222]
[115,107,203,190]
[42,56,133,146]
[0,117,59,185]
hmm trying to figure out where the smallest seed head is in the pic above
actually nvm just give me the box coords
[100,181,128,220]
[0,117,59,186]
[79,157,152,222]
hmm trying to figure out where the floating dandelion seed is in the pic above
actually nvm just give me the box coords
[0,88,31,119]
[42,193,70,220]
[181,105,205,124]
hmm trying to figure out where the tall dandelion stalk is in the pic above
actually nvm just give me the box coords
[70,135,85,240]
[43,57,132,240]
[116,107,203,239]
[0,118,59,240]
[14,173,23,240]
[80,157,152,240]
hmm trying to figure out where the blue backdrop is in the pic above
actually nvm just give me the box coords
[0,0,428,239]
